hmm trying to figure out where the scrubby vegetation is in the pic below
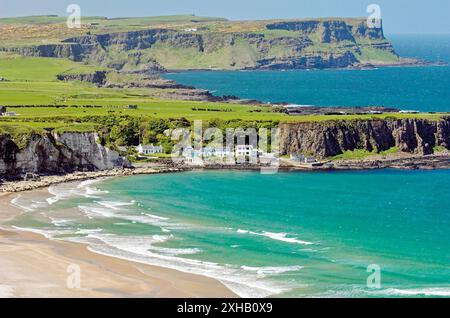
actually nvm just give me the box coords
[330,147,400,160]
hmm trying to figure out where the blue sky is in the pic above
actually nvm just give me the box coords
[0,0,449,34]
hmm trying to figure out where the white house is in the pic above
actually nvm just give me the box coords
[291,153,317,164]
[235,145,258,157]
[0,107,17,117]
[2,111,18,117]
[290,153,305,162]
[136,144,163,155]
[304,156,317,164]
[182,146,204,165]
[235,145,259,164]
[184,27,198,32]
[259,153,277,165]
[203,146,233,158]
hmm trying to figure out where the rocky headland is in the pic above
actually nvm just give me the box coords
[280,117,450,158]
[0,18,424,73]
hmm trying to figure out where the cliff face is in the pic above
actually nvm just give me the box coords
[266,20,385,42]
[280,118,450,158]
[56,71,107,86]
[3,18,400,71]
[0,132,130,179]
[0,43,85,61]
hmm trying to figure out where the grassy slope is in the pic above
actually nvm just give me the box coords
[0,54,446,135]
[0,15,227,47]
[0,53,104,81]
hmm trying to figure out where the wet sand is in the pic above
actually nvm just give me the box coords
[0,192,237,298]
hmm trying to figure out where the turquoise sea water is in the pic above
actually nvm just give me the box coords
[8,35,450,298]
[165,35,450,112]
[10,170,450,297]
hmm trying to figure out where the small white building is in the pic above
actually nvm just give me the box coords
[182,146,204,165]
[203,147,233,158]
[304,156,317,164]
[235,145,258,158]
[136,144,163,155]
[291,153,305,162]
[2,111,18,117]
[291,153,317,164]
[259,153,277,165]
[184,27,198,32]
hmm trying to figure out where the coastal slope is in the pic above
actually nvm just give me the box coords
[0,16,407,71]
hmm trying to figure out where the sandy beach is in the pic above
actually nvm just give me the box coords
[0,192,237,298]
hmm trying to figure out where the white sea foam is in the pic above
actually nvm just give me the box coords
[315,286,450,298]
[374,287,450,297]
[46,179,109,205]
[12,223,299,298]
[75,228,103,235]
[10,195,48,212]
[9,181,299,298]
[241,265,304,276]
[97,201,134,210]
[11,195,34,212]
[79,179,109,197]
[78,204,170,227]
[237,229,313,245]
[47,184,77,205]
[49,217,73,227]
[78,233,293,298]
[144,213,169,221]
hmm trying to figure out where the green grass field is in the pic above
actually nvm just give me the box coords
[0,54,447,135]
[0,15,226,26]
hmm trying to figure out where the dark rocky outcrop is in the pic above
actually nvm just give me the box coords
[280,117,450,158]
[56,70,107,86]
[0,43,85,61]
[254,51,359,70]
[266,19,385,42]
[0,132,130,179]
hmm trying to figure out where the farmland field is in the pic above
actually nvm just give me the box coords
[0,52,447,135]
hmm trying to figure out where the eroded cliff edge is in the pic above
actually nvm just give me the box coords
[280,117,450,158]
[1,18,408,72]
[0,132,130,180]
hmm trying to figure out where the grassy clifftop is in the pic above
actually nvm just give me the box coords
[0,15,403,71]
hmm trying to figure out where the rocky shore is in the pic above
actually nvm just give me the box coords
[199,153,450,171]
[330,153,450,170]
[2,152,450,193]
[0,166,186,193]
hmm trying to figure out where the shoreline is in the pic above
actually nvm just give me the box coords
[164,58,446,73]
[0,192,237,298]
[2,153,450,193]
[0,166,187,193]
[1,154,449,298]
